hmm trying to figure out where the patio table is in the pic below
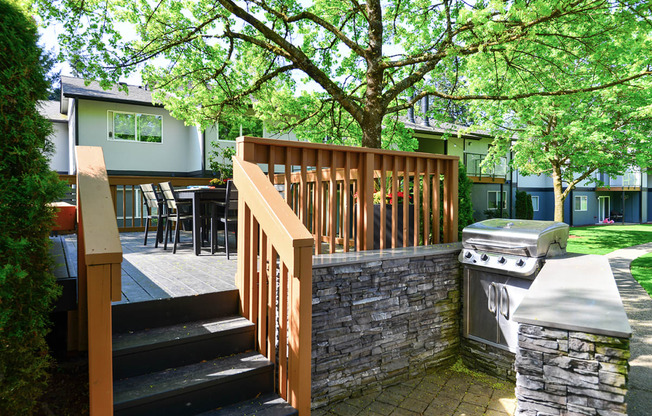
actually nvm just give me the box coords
[175,187,226,255]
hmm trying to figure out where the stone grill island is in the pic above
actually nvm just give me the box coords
[512,254,631,416]
[308,238,631,415]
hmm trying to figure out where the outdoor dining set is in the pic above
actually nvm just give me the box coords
[139,181,238,258]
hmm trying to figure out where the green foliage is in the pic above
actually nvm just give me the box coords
[515,190,534,220]
[36,0,651,150]
[0,1,66,413]
[457,163,474,239]
[483,209,509,219]
[465,3,652,221]
[208,142,236,180]
[630,253,652,300]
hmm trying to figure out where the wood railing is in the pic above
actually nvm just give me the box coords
[238,136,459,254]
[73,146,123,415]
[233,156,314,415]
[58,174,210,232]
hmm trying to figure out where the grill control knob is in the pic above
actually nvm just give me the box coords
[480,254,489,262]
[498,256,507,264]
[516,259,525,267]
[465,251,473,259]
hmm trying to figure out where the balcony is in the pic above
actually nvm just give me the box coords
[464,152,508,182]
[597,171,642,190]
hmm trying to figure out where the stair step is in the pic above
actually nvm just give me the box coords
[196,393,297,416]
[113,316,254,379]
[112,290,239,333]
[114,351,274,416]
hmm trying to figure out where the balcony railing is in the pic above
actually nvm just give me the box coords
[599,171,642,188]
[464,152,507,179]
[57,175,211,232]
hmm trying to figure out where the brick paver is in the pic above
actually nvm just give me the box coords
[313,366,516,416]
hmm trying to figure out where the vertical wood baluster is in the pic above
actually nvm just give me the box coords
[403,157,409,247]
[315,150,322,254]
[424,160,431,245]
[380,158,387,250]
[414,158,422,246]
[279,262,289,399]
[300,151,307,227]
[258,231,268,355]
[249,216,259,333]
[343,153,350,252]
[329,152,336,253]
[433,160,441,244]
[267,244,277,364]
[392,157,398,248]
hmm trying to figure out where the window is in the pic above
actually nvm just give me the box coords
[574,195,587,211]
[531,196,539,212]
[487,191,507,210]
[108,111,162,143]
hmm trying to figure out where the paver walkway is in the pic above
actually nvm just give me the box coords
[605,242,652,416]
[312,366,516,416]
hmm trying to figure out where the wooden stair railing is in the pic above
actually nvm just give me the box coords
[73,146,123,415]
[233,156,314,415]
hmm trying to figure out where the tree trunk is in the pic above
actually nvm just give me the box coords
[551,165,565,222]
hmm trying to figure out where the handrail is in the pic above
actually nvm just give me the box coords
[75,146,123,416]
[233,156,313,415]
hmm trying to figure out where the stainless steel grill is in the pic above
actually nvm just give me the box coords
[459,219,569,352]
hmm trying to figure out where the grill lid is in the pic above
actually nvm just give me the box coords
[461,219,569,258]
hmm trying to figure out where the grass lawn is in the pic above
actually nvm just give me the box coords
[631,253,652,298]
[566,224,652,255]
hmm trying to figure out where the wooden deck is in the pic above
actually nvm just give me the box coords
[52,231,237,305]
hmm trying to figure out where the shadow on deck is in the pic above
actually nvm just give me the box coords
[51,232,237,305]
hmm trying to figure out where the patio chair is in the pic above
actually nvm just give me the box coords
[139,183,167,247]
[211,180,238,259]
[159,182,193,254]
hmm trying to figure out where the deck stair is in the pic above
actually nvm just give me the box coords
[111,290,297,416]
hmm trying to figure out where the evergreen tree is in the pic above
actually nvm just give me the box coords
[0,1,66,412]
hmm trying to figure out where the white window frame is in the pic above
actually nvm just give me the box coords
[107,110,164,144]
[531,196,539,212]
[574,195,588,211]
[487,191,507,210]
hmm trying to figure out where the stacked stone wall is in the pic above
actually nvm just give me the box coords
[461,337,516,382]
[311,250,461,408]
[514,324,629,416]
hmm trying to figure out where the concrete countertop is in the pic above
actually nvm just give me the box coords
[313,243,462,268]
[513,254,632,338]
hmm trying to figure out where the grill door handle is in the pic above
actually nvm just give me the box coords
[488,283,498,314]
[500,286,510,319]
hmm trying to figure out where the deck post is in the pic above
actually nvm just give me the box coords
[87,264,114,416]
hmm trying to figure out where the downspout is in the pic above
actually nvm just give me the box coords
[500,182,504,218]
[569,189,574,226]
[200,129,206,176]
[75,99,79,146]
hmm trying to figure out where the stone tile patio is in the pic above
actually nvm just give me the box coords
[312,365,516,416]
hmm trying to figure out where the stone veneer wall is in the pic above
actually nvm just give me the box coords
[461,337,516,382]
[311,248,461,408]
[514,324,629,416]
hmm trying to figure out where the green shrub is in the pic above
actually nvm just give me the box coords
[0,1,66,413]
[515,190,534,220]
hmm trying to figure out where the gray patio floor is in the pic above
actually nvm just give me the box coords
[57,231,237,305]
